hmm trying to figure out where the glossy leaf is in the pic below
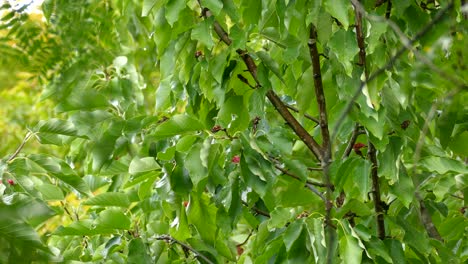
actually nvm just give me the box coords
[83,192,131,208]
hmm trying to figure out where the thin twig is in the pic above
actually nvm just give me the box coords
[241,201,270,217]
[269,156,327,187]
[449,194,464,200]
[237,229,254,247]
[285,104,319,123]
[60,201,75,221]
[7,132,33,162]
[156,235,215,264]
[273,164,326,202]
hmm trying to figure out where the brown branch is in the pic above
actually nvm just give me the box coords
[156,235,215,264]
[368,142,386,239]
[309,23,336,264]
[385,0,392,19]
[200,5,323,162]
[241,201,270,217]
[375,0,387,7]
[416,194,443,241]
[353,1,386,239]
[266,91,323,161]
[308,26,331,157]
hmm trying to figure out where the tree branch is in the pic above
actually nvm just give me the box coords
[156,235,215,264]
[199,5,323,162]
[353,0,386,239]
[309,23,336,264]
[308,25,331,157]
[416,194,443,241]
[7,132,33,162]
[266,91,323,161]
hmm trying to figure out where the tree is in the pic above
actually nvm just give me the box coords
[1,0,467,263]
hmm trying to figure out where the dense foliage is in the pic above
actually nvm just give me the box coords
[1,0,467,263]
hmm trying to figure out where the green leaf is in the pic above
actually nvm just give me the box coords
[128,157,160,174]
[257,51,284,83]
[328,29,359,76]
[0,218,44,248]
[185,143,208,187]
[36,184,64,201]
[365,237,393,263]
[421,156,468,174]
[83,192,130,208]
[439,216,466,241]
[297,67,314,115]
[92,120,124,172]
[385,239,406,264]
[167,152,193,194]
[142,0,157,16]
[358,112,385,140]
[201,0,223,16]
[152,114,204,138]
[352,159,371,202]
[324,0,349,29]
[34,118,79,145]
[35,119,77,136]
[128,238,152,264]
[217,96,249,134]
[273,177,322,207]
[448,130,468,156]
[26,155,90,196]
[54,220,113,236]
[55,90,109,112]
[165,0,186,26]
[103,236,122,258]
[96,209,131,230]
[283,221,304,251]
[155,77,172,112]
[268,207,291,229]
[339,224,363,264]
[187,193,217,245]
[191,19,214,49]
[389,163,414,208]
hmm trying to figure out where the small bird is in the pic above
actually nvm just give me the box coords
[353,142,367,157]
